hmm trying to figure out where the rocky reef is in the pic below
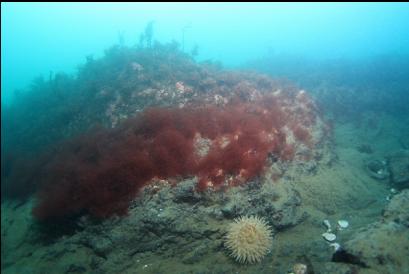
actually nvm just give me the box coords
[2,41,335,273]
[2,41,331,222]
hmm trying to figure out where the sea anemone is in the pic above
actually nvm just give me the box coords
[225,215,273,264]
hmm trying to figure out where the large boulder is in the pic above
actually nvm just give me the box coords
[333,190,409,274]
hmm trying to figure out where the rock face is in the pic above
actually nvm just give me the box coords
[30,86,329,221]
[1,42,333,274]
[55,177,306,273]
[4,44,332,221]
[333,190,409,274]
[365,159,390,180]
[388,150,409,188]
[364,150,409,190]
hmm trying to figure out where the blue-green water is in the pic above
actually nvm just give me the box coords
[2,3,409,104]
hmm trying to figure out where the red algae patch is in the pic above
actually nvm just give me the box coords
[32,89,327,221]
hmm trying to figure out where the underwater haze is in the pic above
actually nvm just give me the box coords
[2,2,409,105]
[2,3,409,274]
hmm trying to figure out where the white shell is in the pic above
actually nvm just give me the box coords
[322,232,337,242]
[329,242,341,251]
[337,220,349,229]
[323,219,331,231]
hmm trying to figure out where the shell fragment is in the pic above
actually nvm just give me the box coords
[322,232,337,242]
[337,220,349,230]
[329,242,341,251]
[323,219,331,232]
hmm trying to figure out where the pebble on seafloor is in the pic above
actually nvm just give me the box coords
[329,242,341,251]
[322,232,337,242]
[323,219,331,232]
[337,220,349,230]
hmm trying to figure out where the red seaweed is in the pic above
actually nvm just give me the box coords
[31,96,315,221]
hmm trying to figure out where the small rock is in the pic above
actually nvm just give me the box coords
[337,220,349,230]
[329,242,341,252]
[323,219,331,231]
[322,232,337,242]
[365,159,390,180]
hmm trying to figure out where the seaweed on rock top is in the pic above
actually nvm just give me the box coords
[32,90,325,221]
[2,42,329,222]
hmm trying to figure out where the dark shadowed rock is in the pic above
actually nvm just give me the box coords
[337,190,409,273]
[388,150,409,189]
